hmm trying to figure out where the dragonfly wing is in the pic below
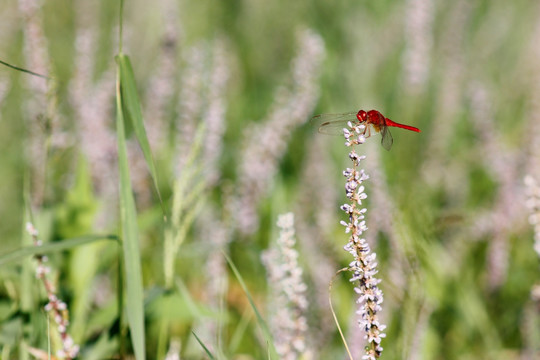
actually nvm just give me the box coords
[311,112,357,135]
[380,125,393,151]
[317,121,354,135]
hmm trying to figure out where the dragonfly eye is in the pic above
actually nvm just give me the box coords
[357,110,367,121]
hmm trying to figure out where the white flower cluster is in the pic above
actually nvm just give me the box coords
[262,213,308,360]
[340,123,386,359]
[235,29,325,235]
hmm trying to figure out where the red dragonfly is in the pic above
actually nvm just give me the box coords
[311,109,420,150]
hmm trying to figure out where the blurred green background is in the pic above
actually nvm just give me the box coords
[0,0,539,359]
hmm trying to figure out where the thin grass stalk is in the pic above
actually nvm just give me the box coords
[164,122,206,288]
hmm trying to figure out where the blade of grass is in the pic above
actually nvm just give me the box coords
[223,253,278,358]
[192,331,216,359]
[0,58,50,79]
[329,268,354,360]
[175,278,204,318]
[0,235,117,266]
[115,58,146,360]
[229,309,253,353]
[116,54,164,213]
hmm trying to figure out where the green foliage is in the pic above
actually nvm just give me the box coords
[0,234,117,267]
[0,0,538,359]
[115,53,147,360]
[225,253,278,358]
[117,54,163,207]
[54,156,97,238]
[192,331,216,359]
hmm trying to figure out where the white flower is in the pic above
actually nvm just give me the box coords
[262,212,308,360]
[340,119,386,358]
[25,222,39,237]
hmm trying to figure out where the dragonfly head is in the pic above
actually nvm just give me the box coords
[356,110,367,122]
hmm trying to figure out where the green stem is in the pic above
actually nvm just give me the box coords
[118,0,124,54]
[0,59,50,79]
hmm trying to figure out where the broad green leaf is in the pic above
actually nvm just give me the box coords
[115,63,146,360]
[83,331,118,360]
[145,288,197,323]
[55,155,98,239]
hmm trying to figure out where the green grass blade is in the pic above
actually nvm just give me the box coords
[223,253,278,358]
[115,62,146,360]
[0,58,50,79]
[229,310,252,353]
[116,54,164,210]
[0,235,117,266]
[192,331,216,359]
[329,268,354,360]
